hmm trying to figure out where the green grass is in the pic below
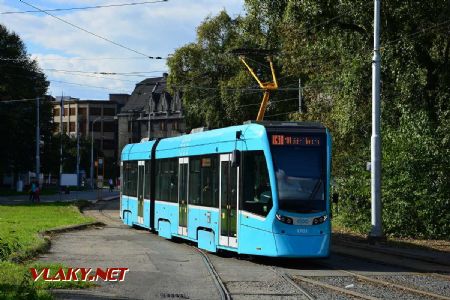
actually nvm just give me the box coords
[0,202,96,299]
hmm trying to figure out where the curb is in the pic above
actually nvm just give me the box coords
[42,221,106,235]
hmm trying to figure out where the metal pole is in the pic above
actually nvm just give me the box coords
[35,97,40,185]
[298,78,302,113]
[59,94,63,185]
[76,108,80,187]
[90,119,95,189]
[370,0,383,238]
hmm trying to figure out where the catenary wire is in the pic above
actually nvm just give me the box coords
[18,0,165,59]
[1,0,167,14]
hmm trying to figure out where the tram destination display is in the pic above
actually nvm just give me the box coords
[270,134,321,146]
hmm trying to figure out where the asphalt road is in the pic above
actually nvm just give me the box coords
[39,200,218,300]
[38,199,450,300]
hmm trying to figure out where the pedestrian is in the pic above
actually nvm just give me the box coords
[29,182,36,202]
[34,185,41,203]
[108,178,114,192]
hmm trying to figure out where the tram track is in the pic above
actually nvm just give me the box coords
[196,248,232,300]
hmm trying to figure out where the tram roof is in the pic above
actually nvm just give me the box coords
[121,121,326,160]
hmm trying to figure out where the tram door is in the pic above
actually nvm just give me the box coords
[178,157,189,236]
[137,161,145,224]
[219,154,238,248]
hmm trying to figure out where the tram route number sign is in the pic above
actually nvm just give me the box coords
[271,134,321,146]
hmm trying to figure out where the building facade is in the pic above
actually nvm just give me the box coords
[52,97,119,160]
[117,74,185,158]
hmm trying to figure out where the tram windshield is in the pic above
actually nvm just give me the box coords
[271,142,326,213]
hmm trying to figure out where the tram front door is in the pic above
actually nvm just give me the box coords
[178,157,188,236]
[219,153,238,248]
[137,161,145,224]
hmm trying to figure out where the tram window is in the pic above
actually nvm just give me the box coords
[242,151,272,216]
[188,155,219,207]
[125,161,138,197]
[122,162,128,195]
[155,160,161,200]
[200,156,219,207]
[189,158,201,205]
[167,159,178,202]
[144,161,151,199]
[155,159,178,202]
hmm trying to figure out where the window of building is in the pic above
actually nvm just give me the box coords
[63,123,67,132]
[103,121,115,132]
[241,151,272,216]
[189,155,219,207]
[155,159,178,202]
[64,108,68,116]
[103,107,115,116]
[70,107,76,115]
[90,107,101,116]
[103,139,115,150]
[80,121,86,135]
[91,121,101,132]
[94,139,101,149]
[69,122,76,132]
[78,107,87,116]
[53,108,60,116]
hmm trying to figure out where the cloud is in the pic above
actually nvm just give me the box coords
[0,0,244,99]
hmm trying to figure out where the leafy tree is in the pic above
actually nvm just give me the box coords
[0,24,50,182]
[168,1,450,238]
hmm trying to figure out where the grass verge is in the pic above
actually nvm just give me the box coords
[0,202,96,299]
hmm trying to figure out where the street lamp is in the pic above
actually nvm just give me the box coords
[90,117,114,189]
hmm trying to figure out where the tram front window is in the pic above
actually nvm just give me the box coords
[271,146,325,213]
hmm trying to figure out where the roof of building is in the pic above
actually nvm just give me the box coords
[119,76,166,114]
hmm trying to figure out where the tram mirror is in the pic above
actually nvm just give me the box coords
[231,150,241,167]
[332,193,339,204]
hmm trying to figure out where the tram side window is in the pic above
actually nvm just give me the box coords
[189,158,201,205]
[155,159,178,202]
[122,162,127,195]
[144,161,151,199]
[125,161,138,197]
[200,156,219,207]
[242,151,272,216]
[189,156,219,208]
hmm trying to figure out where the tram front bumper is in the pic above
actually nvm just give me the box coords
[273,233,330,258]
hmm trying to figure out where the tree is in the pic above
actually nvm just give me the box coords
[0,24,50,181]
[168,1,450,238]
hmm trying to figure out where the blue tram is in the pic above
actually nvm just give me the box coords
[120,121,331,257]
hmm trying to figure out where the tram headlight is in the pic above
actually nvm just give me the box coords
[312,215,328,225]
[276,213,294,225]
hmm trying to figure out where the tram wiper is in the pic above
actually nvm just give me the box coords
[308,179,323,200]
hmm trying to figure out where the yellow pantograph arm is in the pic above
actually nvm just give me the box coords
[239,56,265,88]
[269,59,278,88]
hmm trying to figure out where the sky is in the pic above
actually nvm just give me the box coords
[0,0,245,99]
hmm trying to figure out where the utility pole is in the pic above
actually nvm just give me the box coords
[59,93,64,186]
[76,106,80,187]
[298,79,302,113]
[369,0,383,240]
[35,97,40,185]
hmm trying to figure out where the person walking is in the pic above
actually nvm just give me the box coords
[108,178,114,192]
[29,182,36,202]
[34,185,41,203]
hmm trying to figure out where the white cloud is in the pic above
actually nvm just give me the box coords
[0,0,244,99]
